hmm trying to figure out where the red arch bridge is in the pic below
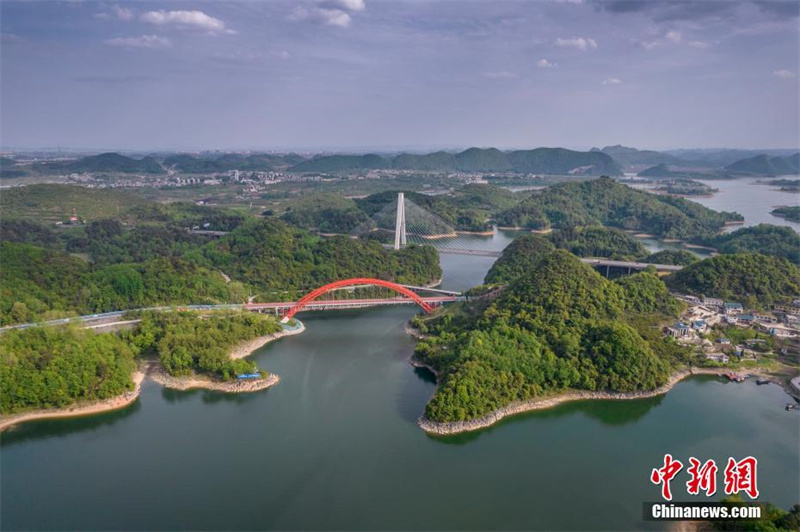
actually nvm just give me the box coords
[243,278,461,323]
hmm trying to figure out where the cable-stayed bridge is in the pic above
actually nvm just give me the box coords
[351,193,684,273]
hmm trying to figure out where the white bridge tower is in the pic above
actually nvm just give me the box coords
[394,192,407,250]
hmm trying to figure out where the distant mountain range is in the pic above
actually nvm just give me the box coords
[725,153,800,176]
[163,153,305,173]
[288,147,622,175]
[55,152,165,174]
[5,146,799,178]
[592,145,692,168]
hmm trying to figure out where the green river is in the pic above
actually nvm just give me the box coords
[1,228,798,531]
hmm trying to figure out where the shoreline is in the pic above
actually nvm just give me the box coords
[0,363,150,432]
[415,365,768,436]
[0,321,306,432]
[149,320,305,393]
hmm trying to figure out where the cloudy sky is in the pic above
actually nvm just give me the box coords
[1,0,798,151]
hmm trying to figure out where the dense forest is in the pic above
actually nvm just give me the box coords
[414,248,687,423]
[123,311,283,380]
[666,253,800,307]
[0,311,285,414]
[771,206,800,222]
[0,214,441,324]
[279,192,368,233]
[494,177,742,239]
[0,325,136,414]
[548,226,650,261]
[644,249,699,266]
[701,224,800,265]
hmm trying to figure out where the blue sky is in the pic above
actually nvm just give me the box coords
[1,0,798,151]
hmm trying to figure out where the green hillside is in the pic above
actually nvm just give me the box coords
[703,224,800,265]
[0,184,148,223]
[414,249,685,423]
[494,177,741,239]
[280,192,367,233]
[666,253,800,307]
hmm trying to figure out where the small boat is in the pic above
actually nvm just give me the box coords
[756,379,770,385]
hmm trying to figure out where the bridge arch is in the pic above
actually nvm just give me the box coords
[282,278,434,321]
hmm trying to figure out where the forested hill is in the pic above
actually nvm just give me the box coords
[666,253,800,308]
[414,248,686,423]
[288,147,622,175]
[494,177,742,239]
[701,224,800,265]
[0,215,442,325]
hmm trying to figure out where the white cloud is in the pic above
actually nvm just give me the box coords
[774,69,796,79]
[272,50,291,59]
[105,35,172,49]
[536,58,556,68]
[290,6,352,27]
[323,0,366,11]
[687,40,712,49]
[665,30,682,43]
[482,71,516,79]
[602,77,622,85]
[140,10,229,33]
[555,37,597,51]
[289,0,366,27]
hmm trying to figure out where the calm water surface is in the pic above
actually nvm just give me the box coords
[1,232,798,531]
[693,177,800,233]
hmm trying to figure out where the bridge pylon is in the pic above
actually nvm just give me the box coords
[394,192,407,250]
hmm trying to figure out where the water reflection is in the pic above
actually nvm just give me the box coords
[0,400,143,448]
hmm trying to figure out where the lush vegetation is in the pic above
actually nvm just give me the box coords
[354,185,519,233]
[494,177,742,239]
[205,219,441,296]
[548,226,650,261]
[644,249,700,266]
[279,192,368,233]
[415,249,686,423]
[0,242,244,325]
[0,326,136,414]
[124,311,282,380]
[0,310,285,414]
[289,147,621,175]
[484,235,556,284]
[771,206,800,223]
[666,253,800,307]
[0,184,148,223]
[702,224,800,265]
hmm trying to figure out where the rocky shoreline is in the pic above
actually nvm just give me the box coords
[142,321,305,393]
[0,321,306,432]
[416,366,762,436]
